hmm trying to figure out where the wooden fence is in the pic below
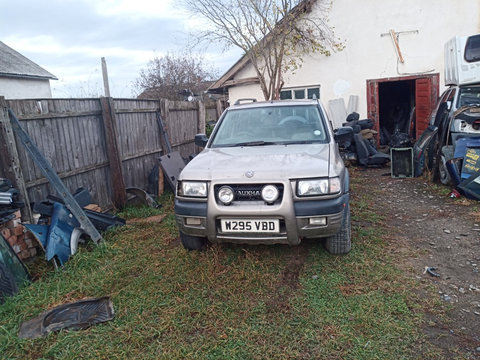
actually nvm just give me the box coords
[0,96,224,220]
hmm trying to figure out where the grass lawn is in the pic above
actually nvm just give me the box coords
[0,174,441,359]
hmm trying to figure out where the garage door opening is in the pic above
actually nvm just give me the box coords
[367,74,439,146]
[378,80,416,145]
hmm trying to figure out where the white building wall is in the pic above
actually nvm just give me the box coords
[0,78,53,99]
[228,0,480,126]
[229,64,265,102]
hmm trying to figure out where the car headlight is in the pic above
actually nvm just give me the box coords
[218,186,234,205]
[178,181,208,197]
[297,177,341,196]
[261,185,279,204]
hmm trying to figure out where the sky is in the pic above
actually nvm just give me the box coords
[1,0,242,98]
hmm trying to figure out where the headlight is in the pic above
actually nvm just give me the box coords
[261,185,279,204]
[178,181,208,197]
[218,186,234,205]
[297,177,341,196]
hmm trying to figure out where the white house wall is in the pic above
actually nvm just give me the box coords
[0,77,53,99]
[229,62,265,102]
[228,0,480,127]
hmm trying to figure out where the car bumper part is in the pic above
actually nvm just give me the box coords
[175,185,349,245]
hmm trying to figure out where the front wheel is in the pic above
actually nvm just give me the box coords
[325,204,351,255]
[179,231,207,251]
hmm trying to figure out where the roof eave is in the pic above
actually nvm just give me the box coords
[0,72,58,81]
[208,53,250,91]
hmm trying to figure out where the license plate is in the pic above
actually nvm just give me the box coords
[220,219,279,233]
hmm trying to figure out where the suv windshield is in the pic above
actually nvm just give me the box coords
[210,105,328,147]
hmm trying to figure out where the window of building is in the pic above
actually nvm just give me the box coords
[280,91,292,100]
[294,89,305,99]
[280,86,320,100]
[307,88,320,99]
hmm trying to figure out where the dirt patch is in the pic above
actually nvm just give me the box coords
[266,245,308,313]
[353,167,480,358]
[126,214,166,224]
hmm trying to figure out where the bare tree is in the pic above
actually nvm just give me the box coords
[181,0,343,100]
[135,52,217,101]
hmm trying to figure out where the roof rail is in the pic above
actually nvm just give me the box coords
[234,98,257,105]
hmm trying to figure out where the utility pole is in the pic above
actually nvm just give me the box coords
[101,57,111,97]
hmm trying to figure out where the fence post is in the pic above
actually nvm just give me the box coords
[0,97,33,222]
[216,99,224,120]
[159,99,171,153]
[100,97,126,209]
[198,100,206,134]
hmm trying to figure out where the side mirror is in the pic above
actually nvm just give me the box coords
[334,126,354,143]
[195,134,208,147]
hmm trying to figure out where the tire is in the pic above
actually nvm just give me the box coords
[438,155,451,185]
[179,231,207,251]
[325,203,351,255]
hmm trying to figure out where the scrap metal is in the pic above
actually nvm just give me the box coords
[18,297,114,339]
[7,109,103,244]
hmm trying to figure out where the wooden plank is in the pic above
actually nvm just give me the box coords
[198,101,206,134]
[25,161,110,188]
[10,110,102,120]
[158,167,164,196]
[7,109,102,244]
[15,120,33,182]
[53,118,65,173]
[85,116,96,166]
[122,148,163,162]
[0,97,33,222]
[100,97,126,209]
[223,76,260,87]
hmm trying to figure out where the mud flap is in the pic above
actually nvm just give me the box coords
[18,297,115,339]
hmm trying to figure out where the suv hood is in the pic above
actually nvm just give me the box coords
[180,144,331,181]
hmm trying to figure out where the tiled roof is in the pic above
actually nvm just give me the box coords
[0,41,57,80]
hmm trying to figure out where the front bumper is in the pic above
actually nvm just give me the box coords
[175,184,348,246]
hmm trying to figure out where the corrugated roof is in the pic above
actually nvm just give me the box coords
[0,41,57,80]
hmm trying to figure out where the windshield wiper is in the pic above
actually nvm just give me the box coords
[233,141,278,147]
[283,140,315,144]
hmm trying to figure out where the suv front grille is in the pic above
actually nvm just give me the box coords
[214,184,284,204]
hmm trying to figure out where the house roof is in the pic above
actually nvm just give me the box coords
[0,41,57,80]
[207,53,254,92]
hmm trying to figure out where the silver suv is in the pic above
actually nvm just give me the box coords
[175,99,353,254]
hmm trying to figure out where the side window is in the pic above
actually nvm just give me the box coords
[465,34,480,62]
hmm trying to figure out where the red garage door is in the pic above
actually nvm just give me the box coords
[415,77,438,138]
[367,74,439,142]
